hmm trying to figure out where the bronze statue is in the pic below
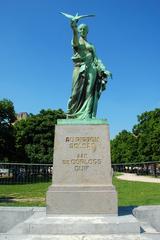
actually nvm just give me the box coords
[61,12,112,119]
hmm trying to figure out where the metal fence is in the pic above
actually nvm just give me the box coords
[0,161,160,184]
[0,163,52,184]
[112,161,160,177]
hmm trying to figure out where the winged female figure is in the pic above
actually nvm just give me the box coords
[61,12,112,119]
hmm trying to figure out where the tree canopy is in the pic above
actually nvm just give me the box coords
[14,109,66,163]
[0,99,16,161]
[1,98,159,164]
[133,108,160,163]
[111,130,138,164]
[111,108,160,164]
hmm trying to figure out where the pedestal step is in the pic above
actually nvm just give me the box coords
[21,214,140,235]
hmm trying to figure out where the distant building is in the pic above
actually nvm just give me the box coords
[16,112,29,121]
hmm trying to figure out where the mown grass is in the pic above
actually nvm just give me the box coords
[0,177,160,207]
[0,182,50,206]
[113,177,160,206]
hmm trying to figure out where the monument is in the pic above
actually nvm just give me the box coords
[46,12,117,215]
[41,12,140,235]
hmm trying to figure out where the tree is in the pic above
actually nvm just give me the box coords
[14,109,66,163]
[133,108,160,162]
[0,99,16,161]
[111,130,138,164]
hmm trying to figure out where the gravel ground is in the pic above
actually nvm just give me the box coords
[116,173,160,183]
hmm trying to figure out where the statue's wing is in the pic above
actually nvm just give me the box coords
[60,12,74,19]
[75,14,95,21]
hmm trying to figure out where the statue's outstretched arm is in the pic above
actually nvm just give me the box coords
[70,20,79,47]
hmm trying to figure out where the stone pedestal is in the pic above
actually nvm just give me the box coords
[46,119,118,215]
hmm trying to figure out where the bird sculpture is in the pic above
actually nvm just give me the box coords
[60,12,95,22]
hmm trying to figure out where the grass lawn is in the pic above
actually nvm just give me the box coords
[0,177,160,207]
[0,182,50,207]
[113,177,160,206]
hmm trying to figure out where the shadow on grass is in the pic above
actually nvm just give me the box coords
[0,196,16,203]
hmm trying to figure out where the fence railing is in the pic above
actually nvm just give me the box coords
[112,161,160,177]
[0,161,160,184]
[0,163,52,184]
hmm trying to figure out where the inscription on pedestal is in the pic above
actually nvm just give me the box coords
[52,124,113,185]
[63,136,102,172]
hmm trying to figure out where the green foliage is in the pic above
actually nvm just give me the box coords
[14,109,66,163]
[1,97,159,165]
[111,108,160,164]
[111,130,138,164]
[133,108,160,162]
[0,99,16,161]
[0,99,16,125]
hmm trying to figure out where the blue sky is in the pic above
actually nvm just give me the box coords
[0,0,160,138]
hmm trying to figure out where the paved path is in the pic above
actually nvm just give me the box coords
[116,173,160,183]
[1,234,160,240]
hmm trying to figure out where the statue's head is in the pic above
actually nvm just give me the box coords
[78,24,89,38]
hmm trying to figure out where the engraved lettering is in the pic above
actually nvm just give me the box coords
[69,143,73,148]
[66,137,69,142]
[74,165,89,171]
[65,136,100,143]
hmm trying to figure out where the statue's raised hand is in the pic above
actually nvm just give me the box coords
[70,20,77,30]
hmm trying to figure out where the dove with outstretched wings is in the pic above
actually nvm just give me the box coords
[60,12,95,22]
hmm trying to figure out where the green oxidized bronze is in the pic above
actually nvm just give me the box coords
[61,12,112,119]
